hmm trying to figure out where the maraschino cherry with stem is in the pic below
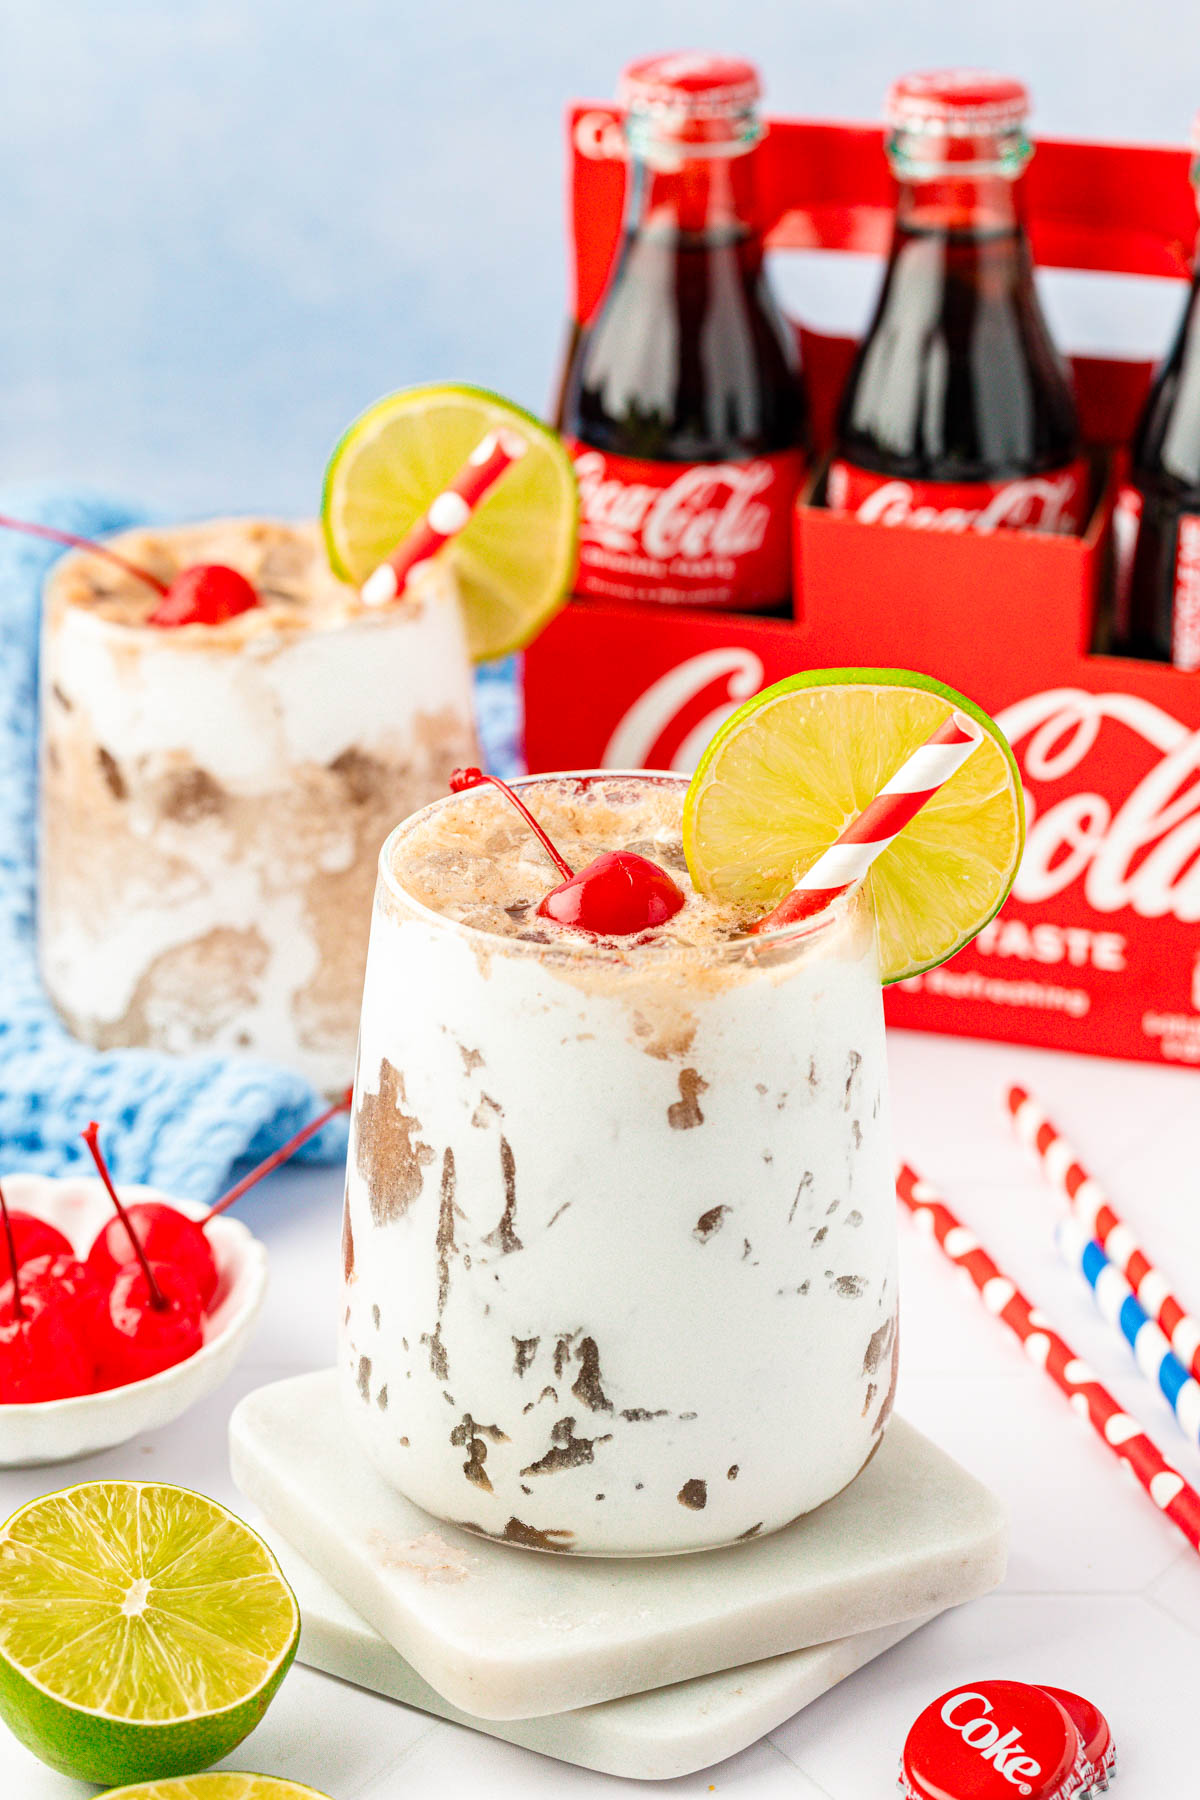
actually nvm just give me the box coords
[2,1250,108,1391]
[0,1209,72,1270]
[146,563,260,627]
[0,1178,95,1402]
[92,1260,206,1389]
[449,769,685,936]
[85,1090,353,1306]
[4,1252,102,1331]
[81,1123,204,1388]
[0,512,258,627]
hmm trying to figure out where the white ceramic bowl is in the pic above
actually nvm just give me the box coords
[0,1172,268,1467]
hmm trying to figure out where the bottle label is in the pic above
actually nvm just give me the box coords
[1171,512,1200,671]
[566,443,806,609]
[826,458,1090,536]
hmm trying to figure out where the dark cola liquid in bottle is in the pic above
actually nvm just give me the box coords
[829,71,1085,535]
[556,53,808,612]
[1113,127,1200,668]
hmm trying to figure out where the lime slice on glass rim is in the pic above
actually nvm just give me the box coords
[682,668,1024,984]
[321,382,578,661]
[0,1482,299,1786]
[101,1780,330,1799]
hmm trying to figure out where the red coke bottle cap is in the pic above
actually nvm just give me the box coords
[886,69,1030,134]
[901,1680,1085,1800]
[1041,1688,1116,1789]
[619,53,761,119]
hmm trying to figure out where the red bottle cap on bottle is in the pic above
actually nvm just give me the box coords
[886,69,1029,134]
[901,1680,1087,1800]
[1041,1688,1116,1789]
[619,53,761,120]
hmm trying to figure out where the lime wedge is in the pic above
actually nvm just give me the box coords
[321,382,578,661]
[0,1482,299,1786]
[102,1780,330,1799]
[682,668,1024,983]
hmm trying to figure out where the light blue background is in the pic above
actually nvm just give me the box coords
[3,0,1197,515]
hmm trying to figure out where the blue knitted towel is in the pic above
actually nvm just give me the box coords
[0,490,520,1203]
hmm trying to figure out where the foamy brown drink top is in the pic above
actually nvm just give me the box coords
[389,774,758,946]
[47,517,426,643]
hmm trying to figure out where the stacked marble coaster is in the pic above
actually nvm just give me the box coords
[229,1371,1008,1780]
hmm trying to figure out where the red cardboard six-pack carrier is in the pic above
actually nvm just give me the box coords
[524,100,1200,1070]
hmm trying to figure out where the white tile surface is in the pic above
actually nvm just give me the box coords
[205,1660,440,1800]
[352,1714,830,1800]
[896,1372,1189,1595]
[1,1029,1198,1791]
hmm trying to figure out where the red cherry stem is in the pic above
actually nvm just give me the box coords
[202,1090,352,1225]
[81,1123,168,1311]
[449,767,574,881]
[0,1178,26,1322]
[0,513,170,595]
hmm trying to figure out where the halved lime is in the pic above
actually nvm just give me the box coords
[0,1482,299,1785]
[682,668,1024,983]
[321,382,578,661]
[102,1779,331,1799]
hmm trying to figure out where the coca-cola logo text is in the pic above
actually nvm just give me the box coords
[998,689,1200,924]
[826,460,1086,535]
[575,452,774,563]
[939,1692,1043,1792]
[602,647,764,771]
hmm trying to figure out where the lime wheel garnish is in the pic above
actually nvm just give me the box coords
[321,382,578,661]
[682,668,1024,982]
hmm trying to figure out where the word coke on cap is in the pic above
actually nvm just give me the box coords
[901,1678,1116,1799]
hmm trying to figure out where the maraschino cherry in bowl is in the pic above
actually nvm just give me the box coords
[0,1172,267,1467]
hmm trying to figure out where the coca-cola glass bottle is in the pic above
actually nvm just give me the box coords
[829,70,1086,536]
[556,52,808,613]
[1112,119,1200,668]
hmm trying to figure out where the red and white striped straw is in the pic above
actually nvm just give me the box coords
[361,428,528,608]
[753,710,985,932]
[1008,1084,1200,1382]
[898,1162,1200,1556]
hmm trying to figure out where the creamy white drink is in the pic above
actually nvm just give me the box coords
[341,773,897,1555]
[39,518,478,1091]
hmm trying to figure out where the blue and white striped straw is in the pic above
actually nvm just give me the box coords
[1056,1216,1200,1446]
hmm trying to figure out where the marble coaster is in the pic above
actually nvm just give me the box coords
[230,1371,1006,1720]
[265,1528,937,1781]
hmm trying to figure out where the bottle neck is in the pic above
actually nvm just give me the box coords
[625,120,763,242]
[888,122,1030,238]
[894,171,1026,238]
